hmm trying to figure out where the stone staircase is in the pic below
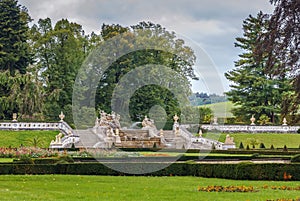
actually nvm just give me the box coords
[74,129,101,148]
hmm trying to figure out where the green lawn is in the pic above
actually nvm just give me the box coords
[0,130,59,148]
[0,158,13,163]
[228,133,300,148]
[202,132,300,148]
[199,101,235,118]
[0,175,299,201]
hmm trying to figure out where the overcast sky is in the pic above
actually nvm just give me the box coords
[19,0,274,94]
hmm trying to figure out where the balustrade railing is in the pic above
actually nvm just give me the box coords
[181,124,300,133]
[0,121,74,135]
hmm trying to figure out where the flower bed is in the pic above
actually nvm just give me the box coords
[0,147,58,158]
[197,185,256,192]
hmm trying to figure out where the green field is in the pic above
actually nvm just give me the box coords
[0,130,59,148]
[202,132,300,148]
[199,101,236,118]
[0,175,298,201]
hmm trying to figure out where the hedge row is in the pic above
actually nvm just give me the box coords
[119,148,300,155]
[0,162,299,180]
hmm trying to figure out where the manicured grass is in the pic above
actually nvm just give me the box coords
[202,132,300,148]
[0,175,299,201]
[228,133,300,149]
[0,130,59,148]
[199,101,235,118]
[0,158,13,163]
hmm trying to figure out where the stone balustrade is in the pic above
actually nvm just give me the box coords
[182,124,300,133]
[0,121,74,135]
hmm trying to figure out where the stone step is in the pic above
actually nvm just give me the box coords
[74,129,100,148]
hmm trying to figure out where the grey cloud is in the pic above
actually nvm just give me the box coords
[18,0,274,93]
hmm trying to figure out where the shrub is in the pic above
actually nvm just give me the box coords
[283,145,288,152]
[270,144,275,149]
[291,154,300,163]
[19,155,34,164]
[56,155,74,164]
[251,153,260,158]
[239,142,244,149]
[259,143,266,149]
[246,145,250,150]
[0,163,299,180]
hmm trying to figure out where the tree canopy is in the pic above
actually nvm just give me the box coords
[0,0,31,74]
[225,12,292,123]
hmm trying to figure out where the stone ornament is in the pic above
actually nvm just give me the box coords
[224,134,235,144]
[282,117,287,126]
[213,117,218,125]
[250,115,255,125]
[142,116,155,128]
[98,110,121,129]
[173,114,179,123]
[51,133,63,145]
[12,113,17,122]
[59,111,65,122]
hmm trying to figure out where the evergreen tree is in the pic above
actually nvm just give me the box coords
[239,142,244,149]
[259,143,266,149]
[225,12,291,123]
[0,0,39,119]
[0,0,31,74]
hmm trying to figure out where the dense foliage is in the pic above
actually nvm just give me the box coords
[1,0,299,126]
[0,162,299,180]
[254,0,300,123]
[225,12,293,124]
[0,1,197,126]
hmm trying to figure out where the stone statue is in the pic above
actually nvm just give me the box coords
[173,114,179,123]
[159,129,164,136]
[224,134,234,144]
[52,133,63,144]
[175,127,180,136]
[141,116,158,137]
[99,110,121,129]
[94,117,99,128]
[142,116,155,128]
[12,113,17,122]
[106,128,113,137]
[250,115,256,125]
[213,117,218,125]
[99,111,108,126]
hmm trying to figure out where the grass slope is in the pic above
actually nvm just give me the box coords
[230,133,300,149]
[0,130,59,148]
[202,133,300,148]
[0,175,299,201]
[199,101,235,118]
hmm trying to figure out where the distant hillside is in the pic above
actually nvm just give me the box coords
[199,101,236,118]
[189,93,227,106]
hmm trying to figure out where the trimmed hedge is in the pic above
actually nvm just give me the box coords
[0,162,299,181]
[119,148,300,155]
